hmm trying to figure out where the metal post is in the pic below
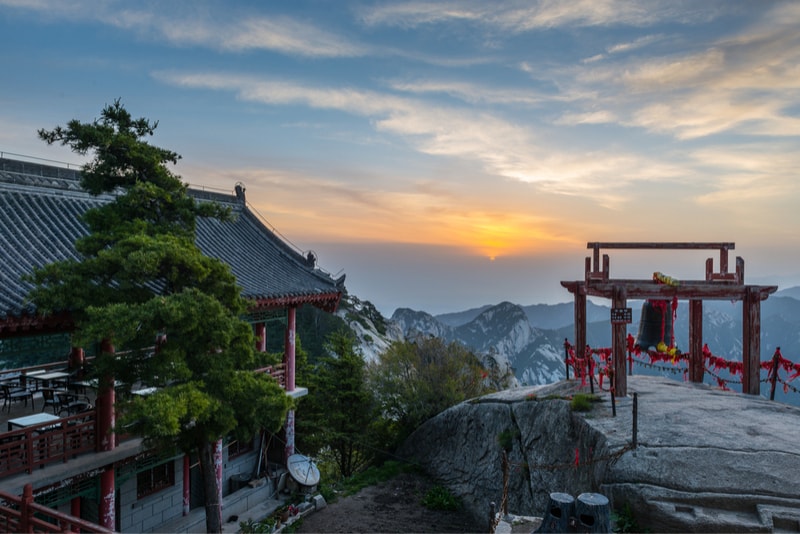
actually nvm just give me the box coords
[770,348,781,401]
[611,389,616,417]
[632,392,638,449]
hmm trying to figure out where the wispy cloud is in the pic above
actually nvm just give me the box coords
[607,34,665,55]
[562,3,800,140]
[154,69,686,207]
[358,0,721,32]
[163,16,367,57]
[386,79,562,107]
[553,110,617,126]
[0,0,367,58]
[621,48,727,91]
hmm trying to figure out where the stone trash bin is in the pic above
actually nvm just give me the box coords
[535,492,575,533]
[575,492,610,533]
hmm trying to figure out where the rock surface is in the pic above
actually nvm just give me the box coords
[398,375,800,532]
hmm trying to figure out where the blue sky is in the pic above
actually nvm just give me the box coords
[2,1,799,315]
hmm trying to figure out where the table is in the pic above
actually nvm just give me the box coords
[8,412,60,432]
[18,369,44,389]
[30,371,70,389]
[76,379,123,389]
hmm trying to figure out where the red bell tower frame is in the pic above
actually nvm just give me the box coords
[561,242,777,397]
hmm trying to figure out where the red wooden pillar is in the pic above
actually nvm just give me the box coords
[285,307,296,391]
[689,300,704,382]
[183,454,191,516]
[255,322,266,353]
[574,283,586,382]
[70,496,81,532]
[97,340,116,452]
[742,287,761,395]
[97,338,116,532]
[215,439,223,523]
[99,468,115,531]
[612,285,627,397]
[68,347,85,372]
[284,306,297,463]
[20,484,33,532]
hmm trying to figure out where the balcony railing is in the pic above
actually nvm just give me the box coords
[0,483,113,533]
[0,411,96,476]
[257,362,286,388]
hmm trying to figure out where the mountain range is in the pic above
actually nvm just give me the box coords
[338,288,800,406]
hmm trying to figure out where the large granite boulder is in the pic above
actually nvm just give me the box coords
[397,376,800,532]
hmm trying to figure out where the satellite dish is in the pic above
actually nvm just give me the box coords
[286,454,320,486]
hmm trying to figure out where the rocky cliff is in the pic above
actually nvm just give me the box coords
[398,376,800,532]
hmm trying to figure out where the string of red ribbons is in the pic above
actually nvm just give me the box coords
[563,336,800,393]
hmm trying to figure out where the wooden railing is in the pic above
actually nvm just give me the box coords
[0,411,96,477]
[0,483,113,533]
[256,362,286,389]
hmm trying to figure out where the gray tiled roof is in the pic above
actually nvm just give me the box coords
[0,158,344,325]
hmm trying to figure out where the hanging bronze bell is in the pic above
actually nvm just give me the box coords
[635,300,673,350]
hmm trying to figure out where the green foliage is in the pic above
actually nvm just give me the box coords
[612,502,648,533]
[239,517,276,534]
[321,460,414,499]
[254,350,283,368]
[497,427,519,452]
[269,305,348,362]
[368,337,499,445]
[296,331,380,478]
[31,100,291,533]
[422,485,461,511]
[359,300,387,336]
[341,293,387,336]
[570,393,601,412]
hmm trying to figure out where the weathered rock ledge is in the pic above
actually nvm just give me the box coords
[397,375,800,532]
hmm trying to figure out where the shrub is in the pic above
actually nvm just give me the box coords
[497,427,519,452]
[422,485,461,511]
[570,393,600,412]
[612,502,648,533]
[239,516,276,533]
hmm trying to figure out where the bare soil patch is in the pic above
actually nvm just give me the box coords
[293,472,485,533]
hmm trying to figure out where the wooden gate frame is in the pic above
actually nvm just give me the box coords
[561,242,778,397]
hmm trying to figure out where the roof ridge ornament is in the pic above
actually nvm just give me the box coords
[234,182,246,203]
[306,251,317,267]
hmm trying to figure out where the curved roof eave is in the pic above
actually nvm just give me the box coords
[0,157,346,331]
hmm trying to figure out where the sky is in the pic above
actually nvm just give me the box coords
[1,1,799,316]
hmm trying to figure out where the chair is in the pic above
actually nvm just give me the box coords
[41,388,64,414]
[60,398,93,418]
[2,384,34,412]
[67,369,86,394]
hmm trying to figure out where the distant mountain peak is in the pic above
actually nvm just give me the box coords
[350,293,800,404]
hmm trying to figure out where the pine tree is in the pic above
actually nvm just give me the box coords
[298,331,378,478]
[29,100,291,533]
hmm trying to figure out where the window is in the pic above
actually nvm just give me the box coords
[227,437,254,460]
[137,460,175,499]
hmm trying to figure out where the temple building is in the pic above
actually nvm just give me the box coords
[0,155,344,532]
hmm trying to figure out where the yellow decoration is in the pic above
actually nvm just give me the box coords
[655,341,678,357]
[653,271,680,286]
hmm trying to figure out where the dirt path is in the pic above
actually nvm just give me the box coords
[293,472,486,533]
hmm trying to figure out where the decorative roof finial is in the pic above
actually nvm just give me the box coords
[234,182,246,203]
